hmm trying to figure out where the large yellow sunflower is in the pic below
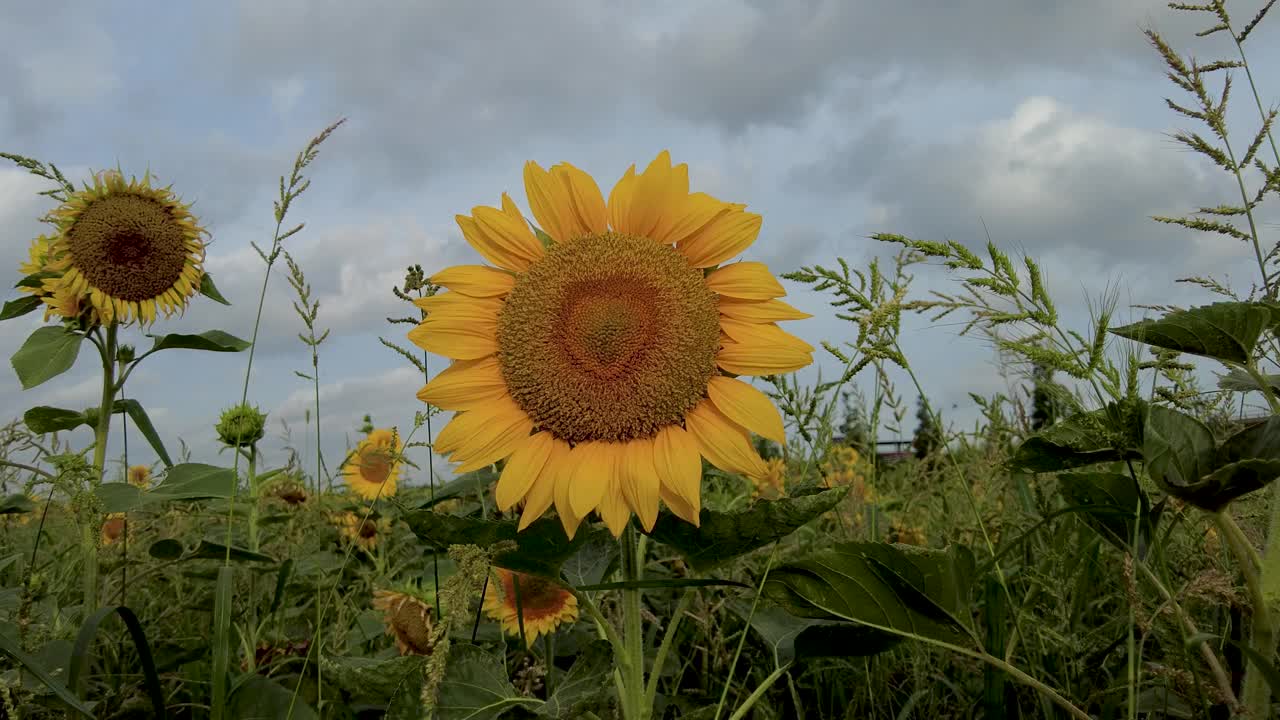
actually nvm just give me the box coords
[410,151,813,538]
[34,169,207,326]
[342,428,402,500]
[482,567,578,643]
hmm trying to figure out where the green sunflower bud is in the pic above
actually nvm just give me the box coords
[215,403,267,447]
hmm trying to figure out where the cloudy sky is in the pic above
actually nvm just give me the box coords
[2,0,1278,487]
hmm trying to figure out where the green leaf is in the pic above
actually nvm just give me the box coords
[111,398,174,467]
[560,531,619,588]
[1218,367,1280,394]
[402,512,612,580]
[227,674,319,719]
[15,272,57,290]
[0,295,42,321]
[148,539,184,560]
[1009,399,1146,473]
[96,463,237,512]
[323,655,428,712]
[67,605,167,718]
[1057,472,1161,558]
[436,644,543,719]
[536,640,613,718]
[1144,405,1223,509]
[415,468,498,510]
[644,486,847,572]
[1110,301,1280,363]
[0,632,95,718]
[11,325,85,390]
[199,271,231,305]
[147,538,274,564]
[729,601,898,666]
[23,406,89,434]
[0,494,35,514]
[763,542,976,649]
[147,329,251,353]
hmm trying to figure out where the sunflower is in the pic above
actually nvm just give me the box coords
[127,464,152,489]
[343,428,402,500]
[751,457,787,500]
[334,511,389,552]
[33,168,206,326]
[411,151,813,538]
[101,512,131,546]
[372,588,437,656]
[482,567,578,643]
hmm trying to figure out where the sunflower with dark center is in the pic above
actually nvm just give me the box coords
[35,169,207,326]
[334,512,389,552]
[343,428,402,500]
[372,589,437,656]
[410,151,813,538]
[482,568,578,643]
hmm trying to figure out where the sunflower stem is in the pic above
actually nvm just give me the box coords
[84,323,119,615]
[620,523,647,720]
[246,447,259,553]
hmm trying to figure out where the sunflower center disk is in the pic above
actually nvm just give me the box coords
[66,193,189,302]
[497,233,721,444]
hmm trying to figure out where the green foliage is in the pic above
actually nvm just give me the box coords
[199,271,231,305]
[1146,407,1280,510]
[146,329,251,354]
[1057,471,1162,558]
[536,641,614,718]
[1009,399,1146,472]
[644,485,848,572]
[10,325,84,390]
[0,295,42,321]
[1110,301,1280,364]
[226,675,319,719]
[403,511,612,580]
[435,644,542,719]
[96,463,237,511]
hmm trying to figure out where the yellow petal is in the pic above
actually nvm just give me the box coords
[627,151,685,239]
[620,437,660,532]
[660,483,699,526]
[719,318,815,353]
[677,209,762,268]
[706,376,787,446]
[653,192,728,246]
[524,161,577,244]
[553,162,608,238]
[519,444,562,531]
[408,322,498,360]
[434,396,522,456]
[718,297,812,323]
[413,292,503,315]
[417,357,508,410]
[684,399,768,479]
[704,262,786,300]
[607,165,638,233]
[450,406,535,474]
[653,425,702,520]
[597,472,632,537]
[458,198,543,271]
[429,265,515,298]
[717,341,812,376]
[567,441,611,519]
[552,442,586,539]
[495,432,556,510]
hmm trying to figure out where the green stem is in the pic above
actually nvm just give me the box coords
[84,324,119,614]
[246,448,260,553]
[620,524,647,720]
[644,587,694,709]
[1240,362,1280,717]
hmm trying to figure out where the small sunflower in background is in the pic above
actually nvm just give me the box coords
[334,511,390,552]
[101,512,131,546]
[413,151,813,538]
[127,464,152,489]
[751,457,787,500]
[372,587,437,656]
[482,567,578,643]
[887,522,927,546]
[28,168,207,326]
[343,428,401,500]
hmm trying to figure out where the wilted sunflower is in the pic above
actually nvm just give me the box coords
[482,568,578,643]
[334,511,389,552]
[412,151,813,538]
[343,428,401,500]
[127,464,152,489]
[101,512,131,546]
[372,588,437,656]
[34,168,206,325]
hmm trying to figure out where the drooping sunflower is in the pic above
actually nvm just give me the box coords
[372,588,437,656]
[127,464,152,489]
[343,428,402,500]
[33,168,207,326]
[482,567,578,643]
[411,151,813,538]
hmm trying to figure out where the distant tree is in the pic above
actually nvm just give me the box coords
[837,390,872,455]
[912,395,943,460]
[358,413,374,435]
[1030,362,1058,431]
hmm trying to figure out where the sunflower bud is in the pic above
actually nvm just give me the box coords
[215,403,267,447]
[117,344,137,365]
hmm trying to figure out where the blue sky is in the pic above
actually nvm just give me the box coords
[2,0,1278,486]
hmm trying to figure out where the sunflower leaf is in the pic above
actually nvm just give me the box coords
[1008,398,1146,473]
[401,512,611,580]
[1110,301,1280,363]
[226,674,319,720]
[146,329,251,354]
[14,272,58,290]
[110,398,174,467]
[11,325,85,390]
[96,463,237,512]
[436,644,542,720]
[0,295,42,321]
[0,494,36,514]
[199,271,231,305]
[23,406,90,434]
[537,640,612,718]
[643,485,848,572]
